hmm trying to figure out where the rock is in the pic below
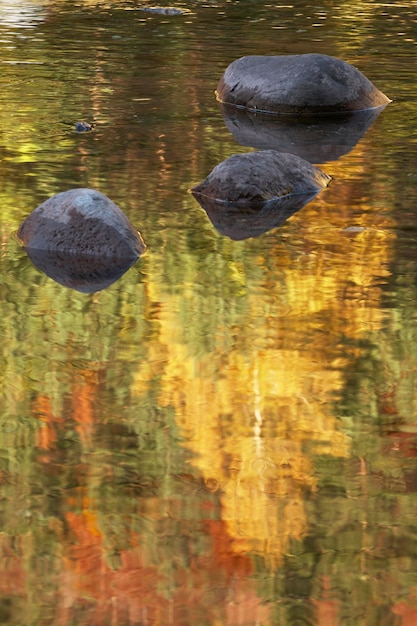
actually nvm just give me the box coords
[17,188,146,260]
[75,121,95,132]
[219,103,386,164]
[140,6,186,15]
[191,150,331,205]
[216,53,391,115]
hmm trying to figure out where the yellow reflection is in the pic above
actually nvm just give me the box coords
[131,142,396,564]
[150,342,349,563]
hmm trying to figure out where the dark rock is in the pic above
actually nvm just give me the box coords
[17,188,145,260]
[216,54,391,115]
[194,192,317,241]
[219,103,386,164]
[75,121,95,132]
[191,150,331,205]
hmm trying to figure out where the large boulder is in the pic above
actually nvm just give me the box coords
[191,150,331,205]
[216,53,391,115]
[18,188,145,258]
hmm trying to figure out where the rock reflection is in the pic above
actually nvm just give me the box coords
[193,192,318,240]
[23,248,140,292]
[220,103,387,163]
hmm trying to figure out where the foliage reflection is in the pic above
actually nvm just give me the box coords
[0,0,416,624]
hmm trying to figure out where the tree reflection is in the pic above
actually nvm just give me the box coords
[0,0,415,624]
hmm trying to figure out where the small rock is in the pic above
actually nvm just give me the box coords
[141,6,185,15]
[75,121,95,132]
[342,226,366,233]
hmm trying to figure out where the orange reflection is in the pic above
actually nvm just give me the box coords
[33,394,62,451]
[393,600,417,626]
[57,496,271,625]
[72,370,100,447]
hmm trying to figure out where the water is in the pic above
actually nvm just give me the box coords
[1,1,417,624]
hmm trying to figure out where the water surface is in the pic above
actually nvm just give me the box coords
[1,1,417,625]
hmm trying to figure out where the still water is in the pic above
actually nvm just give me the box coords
[1,0,417,624]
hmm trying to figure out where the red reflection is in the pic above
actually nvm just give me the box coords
[312,576,340,626]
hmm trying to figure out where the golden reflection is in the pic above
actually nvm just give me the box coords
[130,144,396,563]
[142,340,349,563]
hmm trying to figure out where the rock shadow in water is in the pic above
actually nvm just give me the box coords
[219,103,387,164]
[192,193,319,241]
[23,249,140,293]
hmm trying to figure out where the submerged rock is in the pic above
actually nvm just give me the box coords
[216,53,391,115]
[191,150,331,205]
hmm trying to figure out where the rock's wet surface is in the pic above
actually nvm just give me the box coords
[217,53,391,115]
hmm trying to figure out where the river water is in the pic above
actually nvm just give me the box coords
[0,1,417,625]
